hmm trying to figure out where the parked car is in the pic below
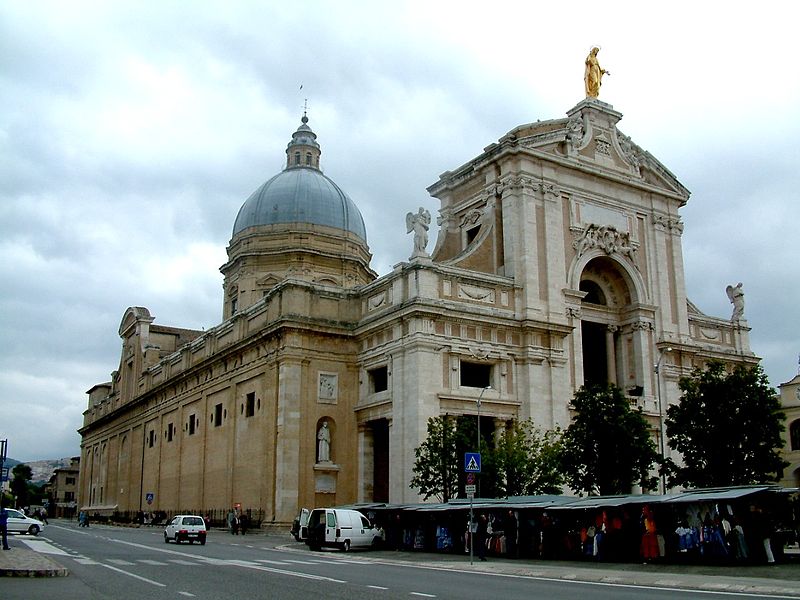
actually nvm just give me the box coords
[164,515,207,545]
[291,508,310,541]
[305,508,381,552]
[4,508,45,535]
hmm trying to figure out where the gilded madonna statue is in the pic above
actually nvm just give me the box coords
[584,46,609,98]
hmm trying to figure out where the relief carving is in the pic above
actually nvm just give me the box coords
[368,292,387,310]
[458,284,496,303]
[573,223,636,259]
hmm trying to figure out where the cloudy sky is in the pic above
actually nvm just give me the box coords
[2,1,798,462]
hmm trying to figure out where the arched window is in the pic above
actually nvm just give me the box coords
[790,419,800,451]
[580,280,606,305]
[294,151,301,165]
[306,152,312,165]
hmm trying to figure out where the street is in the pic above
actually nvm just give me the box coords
[1,522,793,599]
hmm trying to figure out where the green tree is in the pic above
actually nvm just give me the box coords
[665,361,787,488]
[493,420,564,497]
[10,463,33,508]
[560,384,659,496]
[410,416,466,502]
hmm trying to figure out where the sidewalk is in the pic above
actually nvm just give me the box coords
[0,543,68,577]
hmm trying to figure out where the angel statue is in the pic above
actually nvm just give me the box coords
[726,282,745,321]
[406,207,431,258]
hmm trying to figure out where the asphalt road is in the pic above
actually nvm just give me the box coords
[2,523,790,599]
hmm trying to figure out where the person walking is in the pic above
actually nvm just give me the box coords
[227,509,239,535]
[1,502,10,550]
[475,514,488,561]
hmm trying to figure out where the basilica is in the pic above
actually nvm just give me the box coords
[78,96,757,524]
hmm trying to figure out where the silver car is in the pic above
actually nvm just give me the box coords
[4,508,45,535]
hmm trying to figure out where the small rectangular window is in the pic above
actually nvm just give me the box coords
[231,297,238,315]
[188,414,196,435]
[148,429,156,448]
[65,477,76,485]
[460,361,492,388]
[167,423,174,442]
[246,392,255,417]
[214,403,223,427]
[368,366,388,393]
[466,225,480,246]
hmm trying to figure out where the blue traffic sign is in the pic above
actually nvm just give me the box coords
[464,452,481,473]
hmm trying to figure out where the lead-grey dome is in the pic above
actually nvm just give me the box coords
[231,115,367,242]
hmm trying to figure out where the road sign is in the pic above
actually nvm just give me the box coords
[464,452,481,473]
[466,473,475,485]
[465,484,476,494]
[145,492,154,505]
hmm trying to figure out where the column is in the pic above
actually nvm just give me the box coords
[606,325,618,385]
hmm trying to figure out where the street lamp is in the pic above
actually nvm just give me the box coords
[654,346,672,494]
[476,385,491,498]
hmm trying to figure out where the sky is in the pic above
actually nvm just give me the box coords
[1,1,798,462]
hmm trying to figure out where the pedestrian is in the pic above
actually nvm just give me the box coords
[227,509,239,535]
[1,502,10,550]
[239,512,249,535]
[40,507,49,525]
[504,510,518,558]
[475,514,488,561]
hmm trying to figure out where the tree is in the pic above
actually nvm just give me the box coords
[493,420,564,497]
[10,463,33,508]
[560,384,659,496]
[665,361,787,488]
[410,416,467,502]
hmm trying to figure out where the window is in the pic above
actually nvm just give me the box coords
[65,477,76,485]
[231,297,238,315]
[246,392,255,417]
[294,151,301,165]
[368,366,388,393]
[148,429,156,448]
[64,491,75,502]
[791,419,800,451]
[188,414,196,435]
[305,152,312,165]
[460,361,491,388]
[166,423,174,442]
[580,280,606,305]
[214,403,223,427]
[466,225,480,246]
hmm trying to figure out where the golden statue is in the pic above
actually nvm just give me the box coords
[584,46,609,98]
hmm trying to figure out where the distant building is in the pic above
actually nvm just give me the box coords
[79,98,758,523]
[50,457,80,518]
[778,374,800,487]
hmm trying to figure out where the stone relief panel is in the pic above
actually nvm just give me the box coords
[573,223,636,259]
[317,372,338,404]
[458,283,496,303]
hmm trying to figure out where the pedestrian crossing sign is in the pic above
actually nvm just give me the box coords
[464,452,481,472]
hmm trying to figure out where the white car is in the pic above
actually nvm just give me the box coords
[164,515,207,545]
[4,508,45,535]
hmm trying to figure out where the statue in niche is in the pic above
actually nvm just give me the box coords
[406,207,431,258]
[317,421,331,462]
[726,282,745,321]
[584,46,609,98]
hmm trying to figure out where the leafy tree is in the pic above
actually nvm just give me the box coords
[560,384,659,496]
[665,361,787,488]
[410,416,466,502]
[10,463,33,508]
[493,420,564,497]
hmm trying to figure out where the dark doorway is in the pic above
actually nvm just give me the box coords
[372,419,389,502]
[581,321,608,386]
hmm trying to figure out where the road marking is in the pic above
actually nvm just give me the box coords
[99,562,167,587]
[74,558,99,565]
[169,559,201,565]
[18,538,72,555]
[368,585,389,590]
[178,593,195,597]
[282,559,317,564]
[107,559,136,565]
[410,594,436,598]
[255,559,289,565]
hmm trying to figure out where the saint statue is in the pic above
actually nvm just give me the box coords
[406,207,431,258]
[726,282,745,321]
[584,46,609,98]
[317,421,331,462]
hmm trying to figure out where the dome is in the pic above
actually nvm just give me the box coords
[231,115,367,242]
[232,167,367,241]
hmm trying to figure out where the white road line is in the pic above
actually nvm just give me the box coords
[255,559,289,565]
[282,559,317,564]
[107,559,136,565]
[410,593,436,598]
[169,559,201,565]
[17,538,72,556]
[368,585,389,590]
[178,593,195,597]
[74,558,99,565]
[137,559,167,565]
[99,562,167,587]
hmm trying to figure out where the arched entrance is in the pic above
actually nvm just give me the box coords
[578,256,642,391]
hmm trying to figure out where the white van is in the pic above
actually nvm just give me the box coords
[305,508,381,552]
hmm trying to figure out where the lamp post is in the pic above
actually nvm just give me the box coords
[476,385,491,498]
[654,346,672,494]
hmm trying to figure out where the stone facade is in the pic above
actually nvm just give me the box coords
[79,99,758,524]
[49,457,80,518]
[778,374,800,488]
